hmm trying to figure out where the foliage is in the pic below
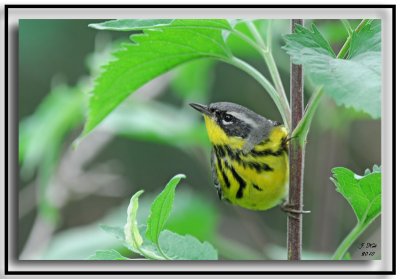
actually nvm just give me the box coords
[283,21,381,119]
[330,165,381,260]
[88,249,129,260]
[19,85,85,223]
[146,174,185,243]
[83,19,233,136]
[332,166,381,224]
[19,18,382,262]
[83,19,293,136]
[90,174,218,260]
[41,188,218,259]
[85,18,382,261]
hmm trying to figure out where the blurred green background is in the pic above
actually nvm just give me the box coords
[18,19,381,260]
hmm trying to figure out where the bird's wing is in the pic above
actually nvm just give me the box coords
[242,121,273,154]
[211,148,222,200]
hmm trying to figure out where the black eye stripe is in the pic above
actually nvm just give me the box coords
[213,109,251,138]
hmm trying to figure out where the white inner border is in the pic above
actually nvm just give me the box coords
[4,6,393,274]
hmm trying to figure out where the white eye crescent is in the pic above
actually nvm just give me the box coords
[222,113,233,125]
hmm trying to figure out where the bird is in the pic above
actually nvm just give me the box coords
[190,102,289,211]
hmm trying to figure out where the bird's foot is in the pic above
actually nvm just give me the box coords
[280,201,310,220]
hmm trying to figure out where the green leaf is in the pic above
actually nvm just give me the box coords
[285,24,336,58]
[88,249,129,260]
[283,21,381,118]
[159,230,218,260]
[75,188,217,261]
[146,174,186,244]
[313,20,350,44]
[364,164,381,175]
[83,19,231,136]
[124,190,145,253]
[132,187,218,241]
[89,19,174,31]
[330,165,381,260]
[331,167,381,225]
[123,191,165,260]
[99,224,125,241]
[348,20,381,59]
[92,178,219,261]
[136,225,165,259]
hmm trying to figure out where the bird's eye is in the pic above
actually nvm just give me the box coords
[222,113,233,123]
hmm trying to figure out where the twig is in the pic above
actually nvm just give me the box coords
[287,19,305,261]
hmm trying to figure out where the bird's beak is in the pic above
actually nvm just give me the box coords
[189,103,212,116]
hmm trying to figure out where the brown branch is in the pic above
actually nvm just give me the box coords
[287,19,305,261]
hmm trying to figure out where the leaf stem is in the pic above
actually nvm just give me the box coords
[263,51,290,127]
[136,245,165,260]
[337,19,370,59]
[340,19,353,36]
[232,29,264,53]
[291,86,323,146]
[246,21,267,48]
[292,18,372,145]
[331,223,366,260]
[156,243,172,260]
[246,21,291,128]
[265,20,272,49]
[222,56,290,128]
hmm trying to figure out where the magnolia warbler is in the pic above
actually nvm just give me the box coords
[190,102,289,211]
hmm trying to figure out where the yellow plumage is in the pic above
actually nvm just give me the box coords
[204,114,289,211]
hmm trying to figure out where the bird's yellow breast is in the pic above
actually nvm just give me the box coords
[205,115,289,211]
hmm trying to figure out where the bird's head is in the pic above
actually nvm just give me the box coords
[190,102,278,148]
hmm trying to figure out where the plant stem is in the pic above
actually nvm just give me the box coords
[285,17,373,261]
[222,56,290,128]
[246,21,291,128]
[331,223,365,260]
[232,29,263,53]
[156,243,172,260]
[264,51,291,127]
[137,246,165,260]
[246,21,267,48]
[287,19,305,261]
[291,86,323,146]
[337,19,370,59]
[340,19,353,36]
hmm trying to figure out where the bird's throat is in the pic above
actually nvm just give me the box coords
[203,115,245,149]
